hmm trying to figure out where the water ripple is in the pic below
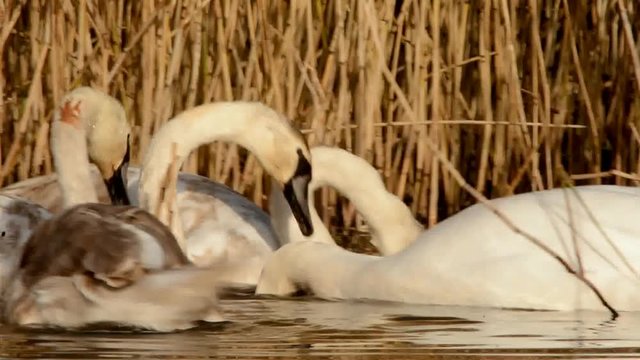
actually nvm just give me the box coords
[1,297,640,358]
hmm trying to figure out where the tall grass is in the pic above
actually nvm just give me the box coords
[1,0,639,230]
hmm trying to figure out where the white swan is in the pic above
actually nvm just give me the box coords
[2,88,225,331]
[269,146,422,255]
[0,86,131,209]
[258,153,640,313]
[1,101,298,285]
[136,101,315,284]
[1,168,279,283]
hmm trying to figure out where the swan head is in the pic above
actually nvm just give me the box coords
[55,87,132,205]
[280,148,314,237]
[245,105,314,236]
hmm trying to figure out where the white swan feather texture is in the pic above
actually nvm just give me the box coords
[137,101,315,284]
[258,176,640,313]
[1,167,280,273]
[1,87,225,331]
[0,100,313,286]
[270,146,423,255]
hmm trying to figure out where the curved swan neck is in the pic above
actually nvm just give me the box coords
[51,117,99,208]
[49,87,131,209]
[269,146,423,254]
[139,102,306,250]
[309,147,423,255]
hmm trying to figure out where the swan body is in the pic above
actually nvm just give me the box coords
[270,146,423,254]
[137,101,315,285]
[0,102,309,286]
[0,171,109,214]
[2,87,224,331]
[257,185,640,313]
[1,168,279,270]
[3,203,224,331]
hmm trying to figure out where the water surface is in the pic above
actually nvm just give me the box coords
[2,295,640,359]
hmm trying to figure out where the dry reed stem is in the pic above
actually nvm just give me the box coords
[476,0,493,194]
[616,0,640,93]
[0,1,638,233]
[0,47,49,187]
[157,141,185,253]
[366,12,620,316]
[562,0,602,181]
[421,112,619,317]
[428,0,441,227]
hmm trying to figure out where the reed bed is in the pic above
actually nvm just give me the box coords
[1,0,639,231]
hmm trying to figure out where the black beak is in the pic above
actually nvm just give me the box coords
[104,136,131,206]
[282,149,314,236]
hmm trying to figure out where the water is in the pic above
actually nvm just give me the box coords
[2,295,640,359]
[2,231,638,359]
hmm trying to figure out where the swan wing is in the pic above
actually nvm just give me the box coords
[18,203,187,290]
[401,185,640,310]
[0,168,109,213]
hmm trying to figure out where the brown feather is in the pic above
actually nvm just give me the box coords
[19,203,188,289]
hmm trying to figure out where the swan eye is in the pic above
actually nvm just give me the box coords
[1,231,5,237]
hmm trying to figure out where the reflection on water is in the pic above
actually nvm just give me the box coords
[2,295,640,359]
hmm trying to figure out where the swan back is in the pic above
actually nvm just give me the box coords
[270,146,422,255]
[3,202,194,329]
[16,203,187,290]
[1,164,281,286]
[259,185,640,312]
[0,168,111,213]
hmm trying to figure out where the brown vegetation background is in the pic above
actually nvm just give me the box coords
[1,0,640,231]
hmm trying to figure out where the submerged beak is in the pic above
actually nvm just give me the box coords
[104,137,131,206]
[282,150,314,236]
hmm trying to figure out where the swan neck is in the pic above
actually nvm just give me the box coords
[310,150,421,255]
[51,122,99,208]
[139,103,265,246]
[348,189,419,254]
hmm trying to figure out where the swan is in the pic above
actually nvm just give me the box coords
[0,86,130,209]
[1,167,279,284]
[269,146,422,255]
[258,167,640,313]
[136,101,315,284]
[0,101,304,286]
[2,88,225,331]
